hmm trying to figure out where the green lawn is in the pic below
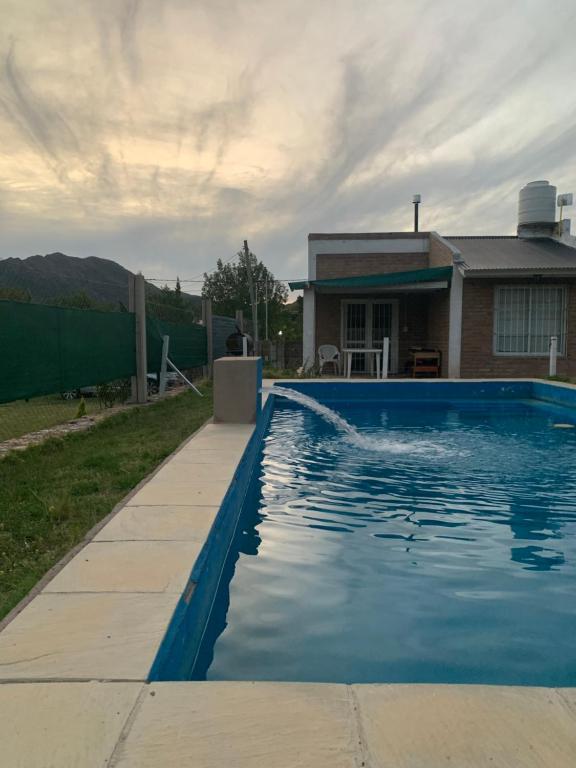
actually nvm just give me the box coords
[0,385,213,620]
[0,394,101,443]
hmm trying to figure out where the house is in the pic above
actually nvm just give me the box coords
[289,180,576,378]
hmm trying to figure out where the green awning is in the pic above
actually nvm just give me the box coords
[289,265,452,291]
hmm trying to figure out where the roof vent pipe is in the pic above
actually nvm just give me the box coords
[518,180,557,238]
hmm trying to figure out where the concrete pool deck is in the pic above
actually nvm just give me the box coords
[1,380,576,766]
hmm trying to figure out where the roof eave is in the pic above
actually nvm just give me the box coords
[463,268,576,278]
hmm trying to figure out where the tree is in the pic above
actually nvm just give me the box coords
[146,280,200,322]
[201,248,288,337]
[0,287,32,302]
[50,291,114,311]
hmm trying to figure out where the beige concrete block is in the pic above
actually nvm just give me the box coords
[0,593,179,681]
[353,684,576,768]
[94,505,218,542]
[127,481,229,506]
[213,356,261,424]
[0,682,142,768]
[113,682,357,768]
[43,541,200,593]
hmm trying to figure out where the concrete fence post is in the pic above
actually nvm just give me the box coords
[202,298,214,378]
[235,309,244,332]
[159,334,170,395]
[549,336,558,377]
[129,273,148,403]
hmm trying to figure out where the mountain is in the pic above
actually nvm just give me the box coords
[0,252,201,310]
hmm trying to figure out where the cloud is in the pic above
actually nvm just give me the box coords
[0,0,575,284]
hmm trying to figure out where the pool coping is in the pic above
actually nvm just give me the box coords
[1,378,576,766]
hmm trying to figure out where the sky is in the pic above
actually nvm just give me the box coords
[1,0,576,289]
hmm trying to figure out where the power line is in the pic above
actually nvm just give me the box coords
[146,277,295,283]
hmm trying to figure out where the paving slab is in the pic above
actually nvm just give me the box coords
[179,432,252,450]
[112,682,357,768]
[151,462,237,484]
[0,682,142,768]
[43,541,200,594]
[0,593,179,681]
[94,505,219,542]
[353,684,576,768]
[126,480,230,506]
[168,448,245,465]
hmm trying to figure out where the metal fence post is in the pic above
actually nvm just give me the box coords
[202,298,214,378]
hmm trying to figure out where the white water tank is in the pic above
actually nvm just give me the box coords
[518,180,556,226]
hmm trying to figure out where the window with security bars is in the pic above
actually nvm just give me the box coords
[493,286,567,355]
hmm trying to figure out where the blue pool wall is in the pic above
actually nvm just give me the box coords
[148,393,273,682]
[149,378,576,681]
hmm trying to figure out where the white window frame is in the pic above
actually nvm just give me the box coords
[493,285,567,357]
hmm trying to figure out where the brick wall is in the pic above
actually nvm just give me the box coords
[315,292,435,374]
[316,252,428,279]
[427,292,450,376]
[428,233,456,268]
[460,278,576,378]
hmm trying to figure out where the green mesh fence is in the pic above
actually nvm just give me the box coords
[146,317,207,371]
[0,300,136,404]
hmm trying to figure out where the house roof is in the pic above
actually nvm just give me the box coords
[447,236,576,272]
[308,232,429,241]
[288,265,452,291]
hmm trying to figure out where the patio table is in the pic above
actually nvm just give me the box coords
[343,348,381,378]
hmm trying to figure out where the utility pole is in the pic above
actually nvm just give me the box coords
[243,239,258,348]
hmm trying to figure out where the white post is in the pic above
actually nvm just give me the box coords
[382,337,390,379]
[448,265,463,378]
[549,336,558,377]
[242,336,248,357]
[302,287,316,370]
[159,334,170,395]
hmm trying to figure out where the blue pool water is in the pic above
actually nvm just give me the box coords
[186,395,576,685]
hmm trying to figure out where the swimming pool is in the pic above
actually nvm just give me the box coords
[151,381,576,686]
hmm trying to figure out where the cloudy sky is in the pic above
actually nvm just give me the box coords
[1,0,575,287]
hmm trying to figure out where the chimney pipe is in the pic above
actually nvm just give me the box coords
[412,194,421,232]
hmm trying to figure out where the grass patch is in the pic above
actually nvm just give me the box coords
[0,385,213,620]
[0,394,101,442]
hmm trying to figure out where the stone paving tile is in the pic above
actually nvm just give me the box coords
[151,462,237,484]
[112,682,357,768]
[94,505,219,542]
[0,593,179,681]
[126,480,230,506]
[43,541,200,594]
[353,684,576,768]
[0,682,142,768]
[168,449,244,465]
[179,432,252,450]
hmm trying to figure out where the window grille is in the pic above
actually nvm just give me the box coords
[493,286,567,355]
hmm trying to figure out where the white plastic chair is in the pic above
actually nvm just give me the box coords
[318,344,340,375]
